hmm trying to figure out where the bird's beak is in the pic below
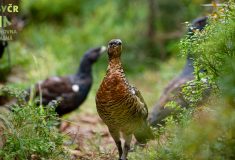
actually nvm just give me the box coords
[100,46,107,54]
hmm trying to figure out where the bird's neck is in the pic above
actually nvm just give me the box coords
[181,55,194,76]
[106,57,130,89]
[107,57,124,73]
[77,59,92,75]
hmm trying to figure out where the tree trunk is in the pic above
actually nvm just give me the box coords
[147,0,166,59]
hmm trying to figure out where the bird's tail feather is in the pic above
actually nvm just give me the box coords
[149,105,174,127]
[134,121,154,144]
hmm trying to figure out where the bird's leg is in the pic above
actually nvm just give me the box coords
[121,133,132,160]
[109,128,122,159]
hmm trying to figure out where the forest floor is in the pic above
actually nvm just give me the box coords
[60,108,156,160]
[60,112,116,160]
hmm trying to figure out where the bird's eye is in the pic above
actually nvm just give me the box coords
[109,42,114,46]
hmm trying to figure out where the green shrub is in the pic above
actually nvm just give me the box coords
[180,1,235,81]
[0,87,68,160]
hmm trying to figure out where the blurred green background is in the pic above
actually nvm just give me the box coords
[0,0,212,111]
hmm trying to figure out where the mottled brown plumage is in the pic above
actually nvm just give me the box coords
[96,39,153,160]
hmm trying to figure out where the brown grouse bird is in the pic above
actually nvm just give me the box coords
[30,46,106,116]
[96,39,153,160]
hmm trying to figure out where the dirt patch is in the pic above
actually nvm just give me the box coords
[60,113,118,160]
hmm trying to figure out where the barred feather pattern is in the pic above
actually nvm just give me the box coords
[96,58,149,136]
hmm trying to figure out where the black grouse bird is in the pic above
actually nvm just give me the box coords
[0,40,8,59]
[30,46,106,116]
[0,40,9,102]
[149,17,208,126]
[96,39,153,160]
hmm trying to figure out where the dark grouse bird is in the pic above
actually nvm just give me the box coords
[96,39,153,160]
[0,40,8,59]
[30,46,106,116]
[149,16,208,127]
[0,40,9,104]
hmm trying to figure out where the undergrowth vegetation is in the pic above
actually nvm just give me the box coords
[0,87,68,160]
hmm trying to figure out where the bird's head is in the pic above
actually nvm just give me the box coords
[188,16,208,34]
[107,39,122,59]
[84,46,106,63]
[192,16,208,30]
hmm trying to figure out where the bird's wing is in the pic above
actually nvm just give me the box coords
[130,86,154,143]
[149,75,194,126]
[34,76,77,102]
[41,76,72,92]
[130,86,148,118]
[160,75,194,107]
